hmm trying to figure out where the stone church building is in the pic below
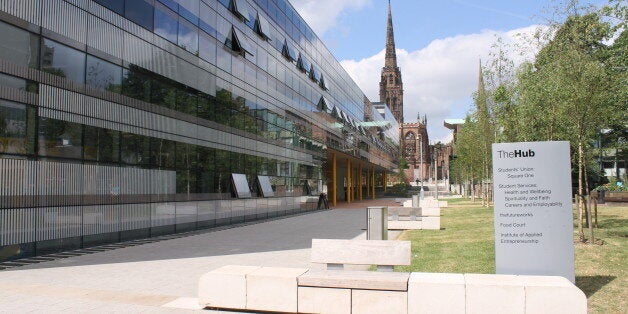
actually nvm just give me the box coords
[379,1,430,183]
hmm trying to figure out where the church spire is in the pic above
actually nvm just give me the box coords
[385,0,397,68]
[379,0,403,124]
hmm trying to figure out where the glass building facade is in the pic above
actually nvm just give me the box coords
[0,0,398,261]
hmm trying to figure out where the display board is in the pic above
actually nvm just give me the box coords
[492,141,575,282]
[257,175,274,197]
[231,173,252,198]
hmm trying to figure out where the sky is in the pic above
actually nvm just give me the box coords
[290,0,608,143]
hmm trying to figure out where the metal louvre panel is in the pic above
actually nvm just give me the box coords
[124,33,153,71]
[176,202,198,225]
[0,208,36,246]
[0,0,41,26]
[63,0,90,11]
[36,206,81,241]
[152,48,178,82]
[119,203,150,231]
[41,0,88,44]
[83,204,119,235]
[151,203,176,227]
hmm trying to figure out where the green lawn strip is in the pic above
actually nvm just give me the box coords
[396,199,627,314]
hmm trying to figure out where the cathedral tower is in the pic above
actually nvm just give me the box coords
[379,0,404,124]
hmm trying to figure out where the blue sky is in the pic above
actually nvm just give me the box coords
[291,0,608,142]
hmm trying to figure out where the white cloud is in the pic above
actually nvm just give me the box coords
[340,25,546,143]
[290,0,372,35]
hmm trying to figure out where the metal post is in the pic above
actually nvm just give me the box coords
[347,159,351,203]
[358,163,363,200]
[372,166,376,199]
[332,153,337,207]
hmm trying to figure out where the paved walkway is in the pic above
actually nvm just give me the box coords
[0,199,400,313]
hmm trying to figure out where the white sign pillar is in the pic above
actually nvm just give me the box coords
[492,141,575,282]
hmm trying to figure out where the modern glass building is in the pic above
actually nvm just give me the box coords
[0,0,399,261]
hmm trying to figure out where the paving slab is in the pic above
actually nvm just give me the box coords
[0,204,397,312]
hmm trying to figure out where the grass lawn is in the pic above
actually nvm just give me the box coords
[396,198,627,314]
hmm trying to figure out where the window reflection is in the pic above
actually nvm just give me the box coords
[125,0,154,30]
[154,4,178,44]
[94,0,124,15]
[40,39,86,84]
[86,55,122,92]
[0,100,30,155]
[83,126,119,163]
[120,132,149,165]
[178,18,199,55]
[0,21,39,69]
[37,117,83,159]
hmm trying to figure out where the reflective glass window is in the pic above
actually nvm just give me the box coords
[197,95,215,122]
[151,79,177,110]
[125,0,154,30]
[0,73,37,93]
[230,0,250,21]
[94,0,124,15]
[86,55,122,92]
[0,100,30,155]
[150,137,176,168]
[122,66,151,102]
[37,117,83,159]
[40,39,86,84]
[0,21,39,68]
[199,32,217,64]
[216,46,232,72]
[83,126,119,162]
[177,0,199,24]
[176,89,198,116]
[217,0,229,8]
[282,39,297,62]
[157,0,178,12]
[154,4,178,44]
[178,18,199,55]
[199,3,217,37]
[120,132,150,165]
[244,3,256,30]
[255,13,271,40]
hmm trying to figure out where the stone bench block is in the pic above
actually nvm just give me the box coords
[298,286,351,314]
[352,289,408,314]
[299,270,410,291]
[311,239,411,267]
[465,274,525,314]
[420,207,441,217]
[408,272,465,314]
[421,216,440,229]
[388,220,422,230]
[246,266,308,313]
[521,275,586,314]
[198,265,260,309]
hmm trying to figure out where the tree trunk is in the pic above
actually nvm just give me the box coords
[587,195,594,244]
[577,140,585,242]
[593,194,598,228]
[584,161,590,228]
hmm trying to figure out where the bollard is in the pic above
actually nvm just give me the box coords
[366,206,388,240]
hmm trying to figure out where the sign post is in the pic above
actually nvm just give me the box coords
[492,141,575,282]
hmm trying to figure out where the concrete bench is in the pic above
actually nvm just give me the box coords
[199,268,587,314]
[387,206,441,230]
[311,238,411,271]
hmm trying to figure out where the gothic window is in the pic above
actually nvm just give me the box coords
[404,143,415,158]
[405,131,415,140]
[388,74,393,84]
